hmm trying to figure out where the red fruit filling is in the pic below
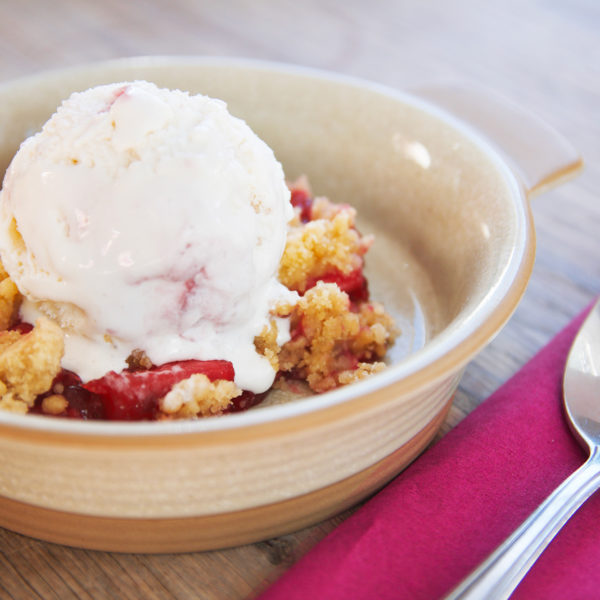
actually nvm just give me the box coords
[10,321,34,334]
[290,187,313,223]
[84,359,235,420]
[225,390,264,413]
[34,370,105,420]
[32,359,245,421]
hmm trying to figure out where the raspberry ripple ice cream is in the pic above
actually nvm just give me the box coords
[0,81,297,393]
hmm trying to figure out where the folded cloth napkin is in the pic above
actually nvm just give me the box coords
[260,300,599,600]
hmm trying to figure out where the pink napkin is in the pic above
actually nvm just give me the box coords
[260,300,599,600]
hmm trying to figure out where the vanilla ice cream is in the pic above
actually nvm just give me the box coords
[0,81,296,392]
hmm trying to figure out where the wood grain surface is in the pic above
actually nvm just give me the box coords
[0,1,598,598]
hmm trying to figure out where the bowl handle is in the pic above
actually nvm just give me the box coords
[410,82,583,198]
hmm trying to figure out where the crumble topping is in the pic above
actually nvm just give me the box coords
[279,203,372,294]
[0,316,64,413]
[159,374,242,419]
[278,282,396,392]
[0,266,20,331]
[254,320,280,372]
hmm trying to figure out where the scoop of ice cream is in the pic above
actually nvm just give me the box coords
[0,81,296,392]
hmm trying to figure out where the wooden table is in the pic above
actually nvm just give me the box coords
[0,1,598,598]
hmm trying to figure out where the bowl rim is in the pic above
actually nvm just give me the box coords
[0,55,534,437]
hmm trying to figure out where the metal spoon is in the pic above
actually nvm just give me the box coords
[445,298,600,600]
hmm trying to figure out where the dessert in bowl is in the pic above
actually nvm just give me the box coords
[0,57,581,551]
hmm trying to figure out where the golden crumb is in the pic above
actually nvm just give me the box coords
[352,302,398,361]
[0,267,21,331]
[254,320,280,371]
[0,330,22,353]
[272,298,297,318]
[0,393,29,414]
[0,317,64,409]
[158,373,241,419]
[41,393,68,415]
[337,361,386,385]
[26,299,87,334]
[126,349,154,370]
[279,208,372,294]
[7,218,26,254]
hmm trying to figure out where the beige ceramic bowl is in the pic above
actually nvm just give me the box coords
[0,57,582,552]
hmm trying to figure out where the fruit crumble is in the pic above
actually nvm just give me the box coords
[0,179,396,419]
[0,81,396,420]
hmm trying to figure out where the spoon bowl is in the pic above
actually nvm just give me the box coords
[564,302,600,449]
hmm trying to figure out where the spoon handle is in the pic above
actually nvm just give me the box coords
[444,448,600,599]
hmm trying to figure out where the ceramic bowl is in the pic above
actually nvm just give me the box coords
[0,57,582,552]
